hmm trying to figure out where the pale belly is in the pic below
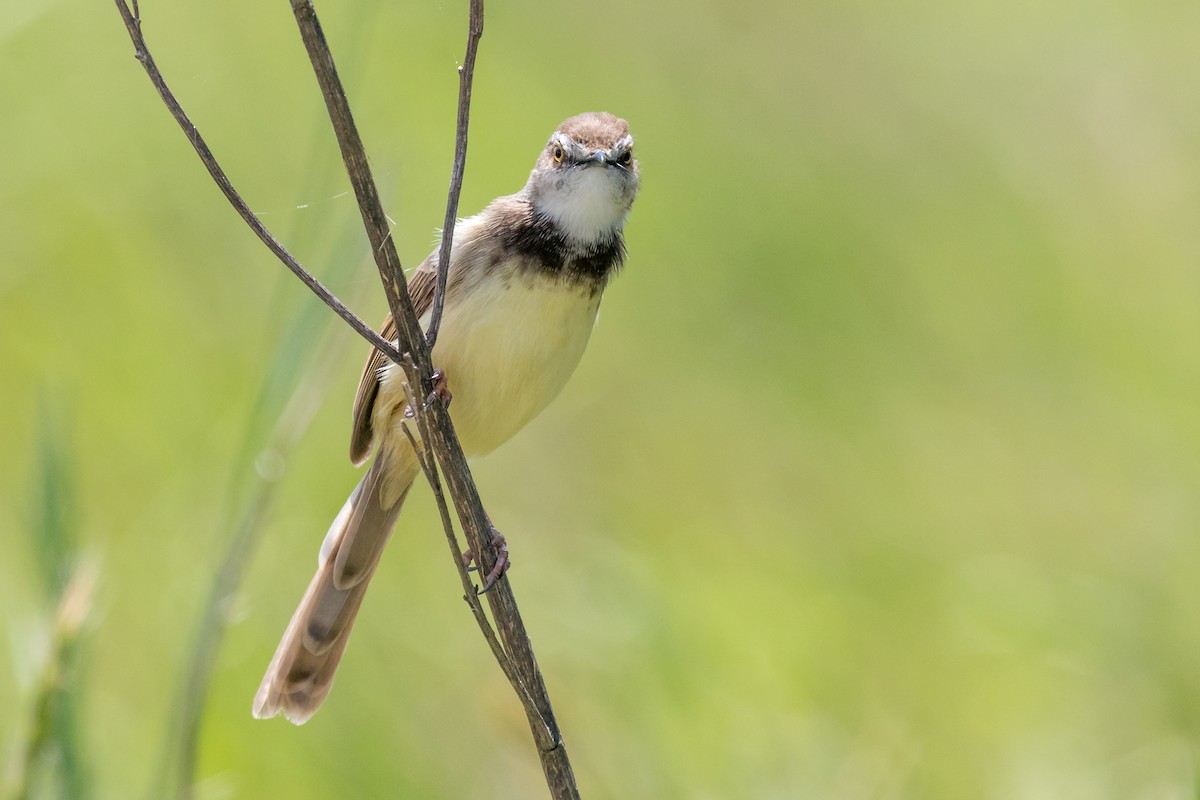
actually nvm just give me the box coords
[377,273,602,457]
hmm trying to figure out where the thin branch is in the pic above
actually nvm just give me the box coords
[397,372,503,662]
[425,0,484,349]
[115,0,580,796]
[288,3,580,794]
[110,0,402,366]
[288,0,425,373]
[399,367,551,742]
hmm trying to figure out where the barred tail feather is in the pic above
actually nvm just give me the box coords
[253,451,416,724]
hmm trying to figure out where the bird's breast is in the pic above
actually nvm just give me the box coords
[380,265,602,457]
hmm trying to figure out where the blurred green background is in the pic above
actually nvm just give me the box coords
[3,0,1200,797]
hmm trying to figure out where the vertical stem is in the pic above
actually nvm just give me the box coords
[426,0,485,348]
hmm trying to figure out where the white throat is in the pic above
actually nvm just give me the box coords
[534,166,629,244]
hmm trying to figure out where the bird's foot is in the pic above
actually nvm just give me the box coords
[462,525,509,594]
[424,370,452,410]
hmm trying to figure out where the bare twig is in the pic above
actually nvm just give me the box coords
[115,0,580,796]
[287,4,579,794]
[286,3,577,784]
[399,366,551,741]
[110,0,402,366]
[425,0,485,349]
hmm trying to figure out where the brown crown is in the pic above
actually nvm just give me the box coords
[555,112,631,149]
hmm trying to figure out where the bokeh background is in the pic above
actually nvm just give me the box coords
[3,0,1200,797]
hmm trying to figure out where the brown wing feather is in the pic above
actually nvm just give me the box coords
[348,258,440,465]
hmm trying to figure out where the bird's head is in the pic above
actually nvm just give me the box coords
[525,112,640,244]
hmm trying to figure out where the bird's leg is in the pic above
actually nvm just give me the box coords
[461,522,510,594]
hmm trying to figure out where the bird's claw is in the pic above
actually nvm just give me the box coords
[424,370,452,410]
[461,526,509,594]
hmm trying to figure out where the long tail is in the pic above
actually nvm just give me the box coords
[253,449,417,724]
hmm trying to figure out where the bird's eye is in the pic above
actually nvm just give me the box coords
[618,150,634,167]
[551,145,565,163]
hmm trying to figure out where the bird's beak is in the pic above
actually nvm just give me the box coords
[583,150,609,166]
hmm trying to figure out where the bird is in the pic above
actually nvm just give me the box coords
[253,111,640,724]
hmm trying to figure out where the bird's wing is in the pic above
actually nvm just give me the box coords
[348,257,439,466]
